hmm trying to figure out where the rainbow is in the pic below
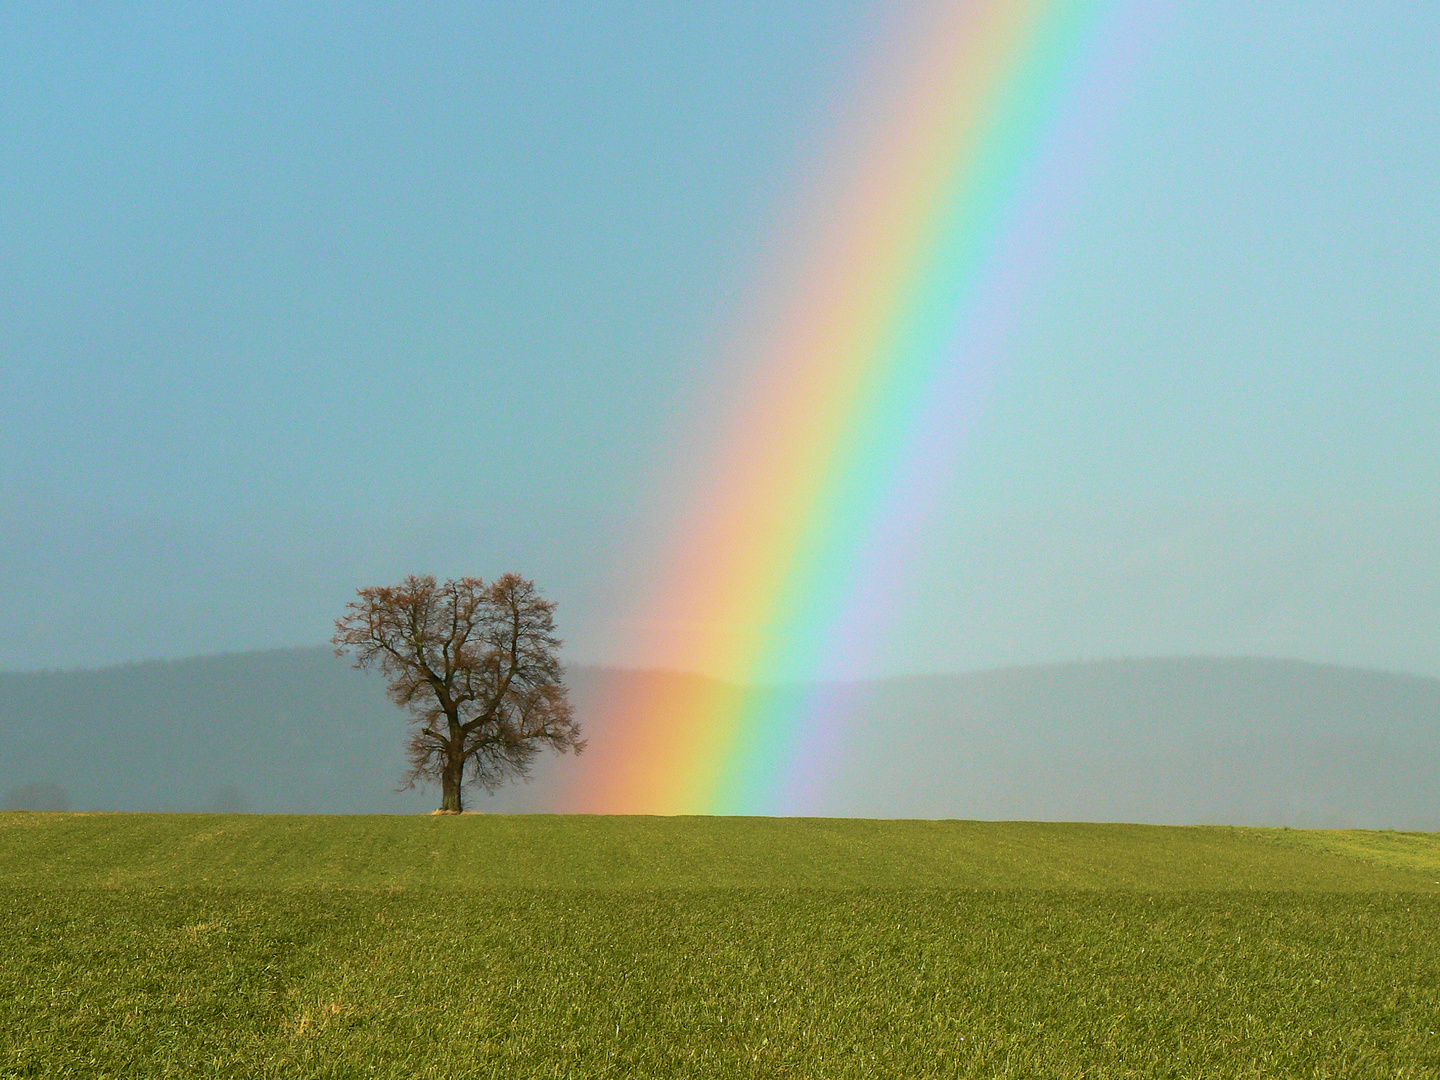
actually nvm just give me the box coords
[569,0,1160,814]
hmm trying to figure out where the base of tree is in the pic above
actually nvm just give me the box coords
[429,809,481,815]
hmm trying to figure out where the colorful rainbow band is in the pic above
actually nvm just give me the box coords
[569,0,1158,815]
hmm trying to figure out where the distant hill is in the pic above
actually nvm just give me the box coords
[1,650,1436,826]
[0,648,424,815]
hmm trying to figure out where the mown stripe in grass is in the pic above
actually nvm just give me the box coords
[2,813,1437,891]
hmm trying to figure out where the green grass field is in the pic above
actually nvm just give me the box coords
[2,813,1438,1078]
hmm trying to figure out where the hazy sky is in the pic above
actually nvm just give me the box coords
[3,1,1437,678]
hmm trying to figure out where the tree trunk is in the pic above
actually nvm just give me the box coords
[440,763,463,812]
[440,714,465,812]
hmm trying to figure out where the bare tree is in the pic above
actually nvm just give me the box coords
[333,573,583,812]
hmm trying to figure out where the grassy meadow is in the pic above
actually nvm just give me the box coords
[2,813,1438,1077]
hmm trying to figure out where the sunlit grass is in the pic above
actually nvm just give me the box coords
[2,813,1437,1077]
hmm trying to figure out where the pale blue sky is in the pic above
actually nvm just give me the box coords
[2,1,1437,677]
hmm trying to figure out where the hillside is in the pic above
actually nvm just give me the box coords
[1,649,1437,826]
